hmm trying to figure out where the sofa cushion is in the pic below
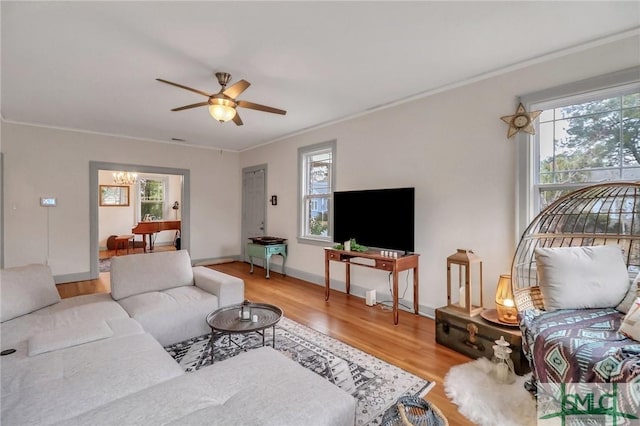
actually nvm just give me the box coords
[28,321,114,356]
[535,245,629,311]
[1,293,130,350]
[1,264,61,322]
[619,297,640,341]
[1,329,184,426]
[57,347,356,426]
[617,273,640,314]
[117,286,219,346]
[110,250,194,300]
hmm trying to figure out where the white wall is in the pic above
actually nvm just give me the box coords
[239,35,640,315]
[2,124,242,277]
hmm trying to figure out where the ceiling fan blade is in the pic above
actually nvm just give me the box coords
[170,101,209,112]
[237,100,286,115]
[156,78,211,98]
[223,79,251,99]
[232,111,244,126]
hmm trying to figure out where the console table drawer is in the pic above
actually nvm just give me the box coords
[375,259,394,271]
[327,251,340,261]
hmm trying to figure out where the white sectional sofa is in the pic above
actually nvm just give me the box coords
[0,253,356,425]
[110,250,245,346]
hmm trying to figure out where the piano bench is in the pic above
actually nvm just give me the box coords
[114,235,135,256]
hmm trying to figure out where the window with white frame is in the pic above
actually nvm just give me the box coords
[139,178,166,220]
[298,141,335,242]
[516,68,640,236]
[533,86,640,212]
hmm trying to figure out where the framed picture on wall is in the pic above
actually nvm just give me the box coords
[100,185,130,206]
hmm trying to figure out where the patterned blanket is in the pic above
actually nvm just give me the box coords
[520,308,640,420]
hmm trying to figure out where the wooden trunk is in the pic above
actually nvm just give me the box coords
[435,306,530,376]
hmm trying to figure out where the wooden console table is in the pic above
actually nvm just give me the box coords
[324,248,419,325]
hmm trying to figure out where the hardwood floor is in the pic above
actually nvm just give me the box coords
[57,260,474,425]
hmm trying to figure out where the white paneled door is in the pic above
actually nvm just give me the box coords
[242,166,266,263]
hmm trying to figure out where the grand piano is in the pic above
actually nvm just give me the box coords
[132,220,181,252]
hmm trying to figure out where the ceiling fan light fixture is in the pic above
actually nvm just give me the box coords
[157,72,285,126]
[209,98,237,122]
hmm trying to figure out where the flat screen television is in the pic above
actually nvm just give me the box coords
[333,187,415,254]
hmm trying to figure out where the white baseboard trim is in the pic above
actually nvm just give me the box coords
[192,255,242,267]
[54,271,92,284]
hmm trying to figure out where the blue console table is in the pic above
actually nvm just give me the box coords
[248,242,287,279]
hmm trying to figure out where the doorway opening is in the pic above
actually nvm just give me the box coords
[89,162,190,279]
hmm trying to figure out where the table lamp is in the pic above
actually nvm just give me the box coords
[495,275,518,324]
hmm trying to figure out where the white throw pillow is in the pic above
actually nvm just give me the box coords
[535,245,629,311]
[28,321,114,356]
[619,297,640,342]
[617,272,640,314]
[1,264,61,322]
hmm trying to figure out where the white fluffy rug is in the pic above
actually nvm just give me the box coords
[444,358,537,426]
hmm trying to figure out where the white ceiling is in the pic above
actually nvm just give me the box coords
[2,1,639,152]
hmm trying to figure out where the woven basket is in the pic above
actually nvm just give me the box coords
[380,395,448,426]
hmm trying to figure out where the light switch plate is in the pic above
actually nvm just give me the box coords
[40,197,57,207]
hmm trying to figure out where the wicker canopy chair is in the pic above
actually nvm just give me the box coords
[511,181,640,312]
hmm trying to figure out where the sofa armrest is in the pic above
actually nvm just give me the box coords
[193,266,244,307]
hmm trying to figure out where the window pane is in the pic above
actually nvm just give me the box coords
[141,202,163,219]
[623,106,640,166]
[556,111,620,170]
[623,93,640,108]
[299,142,334,241]
[141,179,164,201]
[304,196,329,237]
[139,178,165,220]
[538,121,555,183]
[555,96,620,119]
[306,152,331,195]
[538,188,576,211]
[535,91,640,211]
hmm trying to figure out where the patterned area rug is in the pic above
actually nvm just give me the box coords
[165,316,433,425]
[98,258,111,272]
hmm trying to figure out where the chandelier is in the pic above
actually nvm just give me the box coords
[113,171,138,186]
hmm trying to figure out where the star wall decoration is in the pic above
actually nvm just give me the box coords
[500,103,542,138]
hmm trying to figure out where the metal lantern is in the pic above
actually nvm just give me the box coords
[495,275,518,324]
[491,336,516,384]
[447,248,483,316]
[240,300,252,321]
